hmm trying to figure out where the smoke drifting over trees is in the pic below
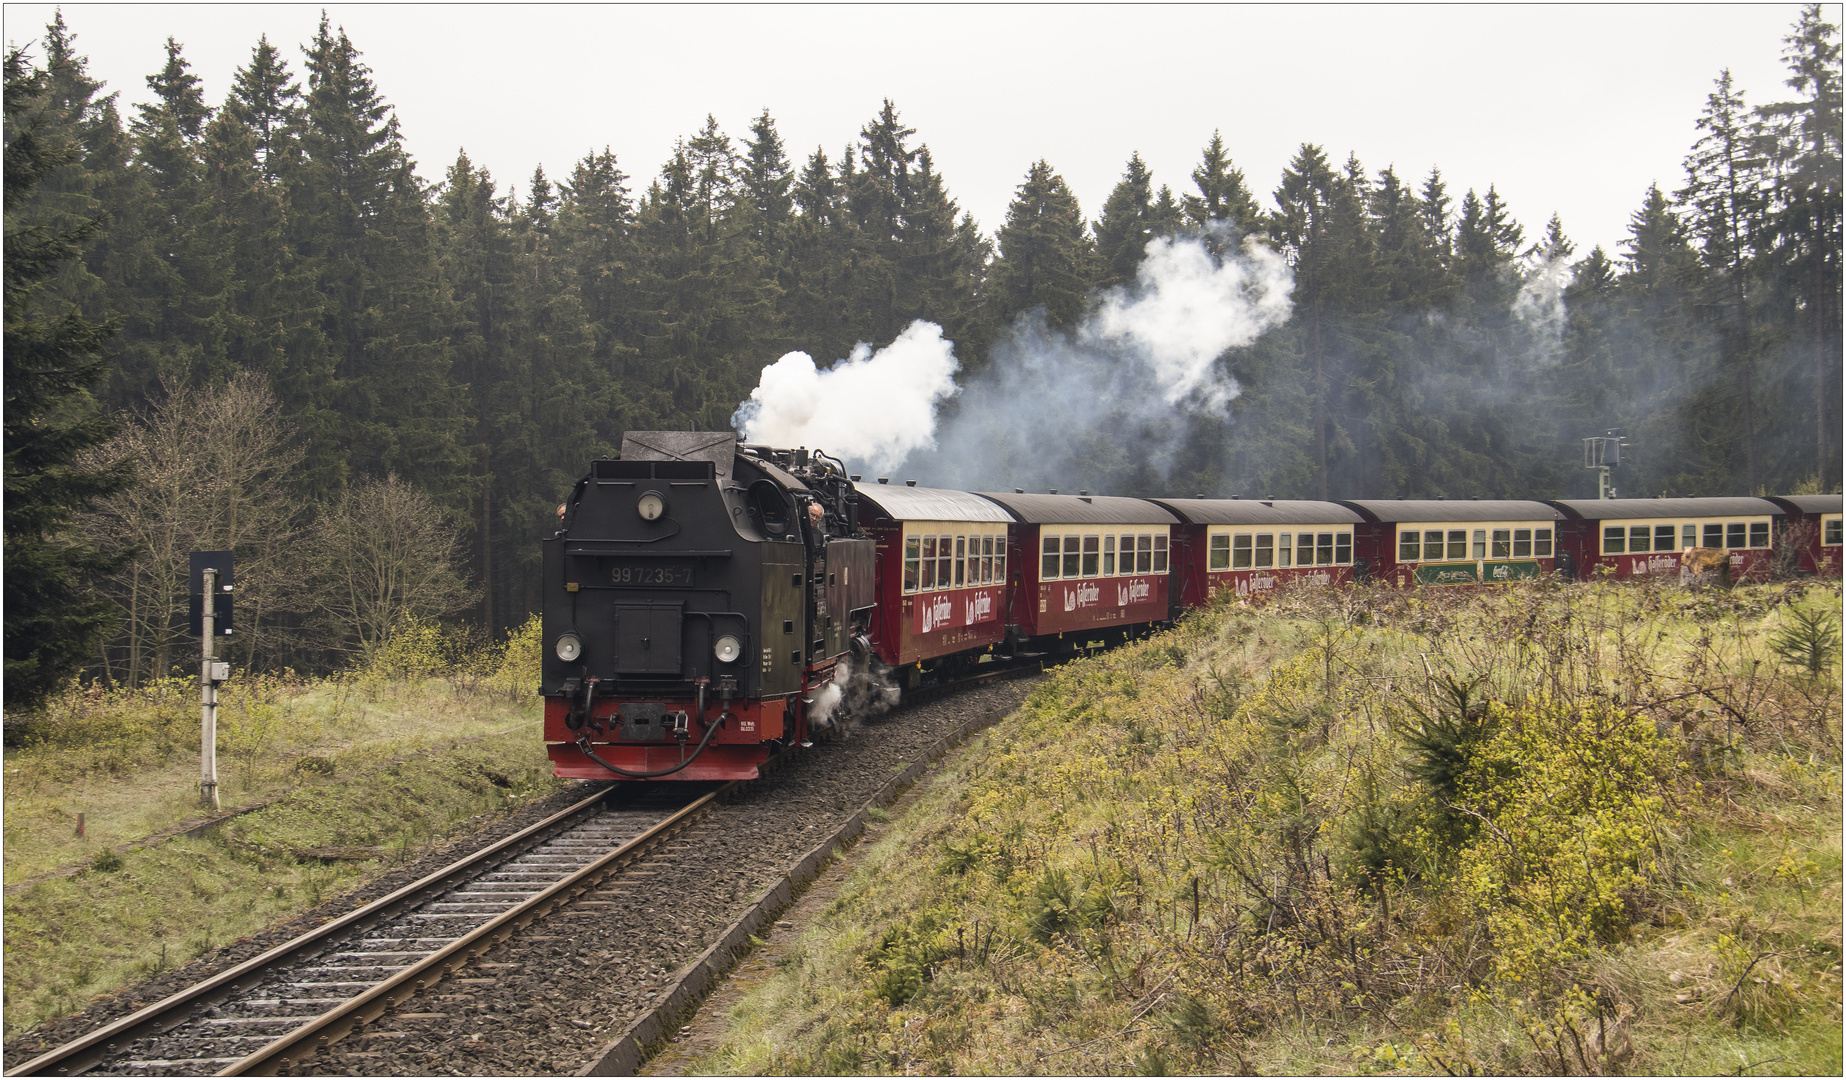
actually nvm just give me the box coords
[2,6,1839,688]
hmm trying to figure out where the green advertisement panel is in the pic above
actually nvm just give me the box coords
[1414,562,1480,586]
[1483,560,1541,583]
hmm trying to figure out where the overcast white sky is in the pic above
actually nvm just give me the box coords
[3,4,1829,257]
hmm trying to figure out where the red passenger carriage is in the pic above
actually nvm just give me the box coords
[972,492,1178,650]
[1766,495,1844,577]
[853,481,1014,678]
[1550,497,1783,582]
[1341,500,1564,586]
[1150,498,1363,605]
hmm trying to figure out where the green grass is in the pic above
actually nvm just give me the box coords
[2,723,565,1036]
[2,616,567,1037]
[671,580,1842,1076]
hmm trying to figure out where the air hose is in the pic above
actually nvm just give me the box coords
[574,712,725,779]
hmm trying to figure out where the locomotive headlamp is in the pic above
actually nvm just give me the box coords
[637,490,666,521]
[713,635,742,664]
[555,632,583,662]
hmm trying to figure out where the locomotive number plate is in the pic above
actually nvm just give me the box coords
[609,561,696,587]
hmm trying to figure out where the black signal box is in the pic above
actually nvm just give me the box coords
[189,550,234,636]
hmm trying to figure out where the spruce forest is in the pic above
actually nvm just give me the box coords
[4,9,1840,700]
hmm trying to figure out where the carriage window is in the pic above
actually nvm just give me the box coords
[1279,533,1293,567]
[1335,532,1352,564]
[1492,529,1512,558]
[1208,534,1228,571]
[1423,531,1445,559]
[1317,533,1335,565]
[1629,526,1650,554]
[1137,535,1153,573]
[996,540,1006,585]
[1447,530,1467,561]
[939,538,954,587]
[1400,531,1420,561]
[1041,535,1059,579]
[1654,525,1676,551]
[1232,534,1253,569]
[1827,519,1843,546]
[922,536,938,589]
[1536,529,1553,557]
[1063,535,1082,578]
[981,535,994,584]
[1682,524,1697,550]
[1704,523,1723,548]
[954,536,966,587]
[1604,526,1625,554]
[1082,535,1101,577]
[1513,528,1532,558]
[1106,535,1120,575]
[1726,523,1746,549]
[1749,522,1769,548]
[1254,533,1274,568]
[903,536,920,593]
[1473,529,1487,559]
[1154,535,1168,573]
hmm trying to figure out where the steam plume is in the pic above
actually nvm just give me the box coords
[902,231,1294,490]
[732,320,960,471]
[1090,234,1295,410]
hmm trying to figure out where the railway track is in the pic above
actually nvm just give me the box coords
[10,664,1048,1077]
[7,783,723,1077]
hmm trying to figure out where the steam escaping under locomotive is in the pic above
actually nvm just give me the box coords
[541,431,1842,782]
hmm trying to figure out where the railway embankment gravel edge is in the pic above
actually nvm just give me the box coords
[576,685,1030,1076]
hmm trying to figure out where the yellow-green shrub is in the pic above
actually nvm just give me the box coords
[1452,695,1684,987]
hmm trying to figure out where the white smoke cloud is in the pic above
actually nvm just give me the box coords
[899,231,1296,490]
[1512,253,1570,363]
[1089,234,1296,410]
[732,319,960,472]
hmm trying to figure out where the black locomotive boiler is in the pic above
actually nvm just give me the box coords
[542,432,875,780]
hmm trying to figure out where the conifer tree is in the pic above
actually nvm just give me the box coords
[1091,152,1160,289]
[224,34,300,182]
[4,46,133,709]
[989,159,1091,329]
[1183,130,1263,238]
[1756,2,1842,485]
[110,38,232,404]
[782,145,858,362]
[293,15,465,496]
[1679,69,1768,488]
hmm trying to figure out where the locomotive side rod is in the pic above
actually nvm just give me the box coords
[216,782,738,1076]
[5,783,618,1078]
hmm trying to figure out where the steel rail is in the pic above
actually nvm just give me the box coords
[217,782,734,1076]
[6,783,620,1078]
[11,665,1023,1078]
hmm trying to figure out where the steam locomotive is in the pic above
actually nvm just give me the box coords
[541,431,1842,782]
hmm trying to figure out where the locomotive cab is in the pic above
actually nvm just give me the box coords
[542,431,874,781]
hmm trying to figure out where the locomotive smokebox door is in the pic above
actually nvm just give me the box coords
[612,601,684,674]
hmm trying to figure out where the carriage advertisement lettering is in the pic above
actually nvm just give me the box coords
[913,585,1003,635]
[1038,576,1164,620]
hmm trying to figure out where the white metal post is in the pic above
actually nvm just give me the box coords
[200,566,219,810]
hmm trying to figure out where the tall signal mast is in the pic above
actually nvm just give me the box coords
[1583,429,1626,499]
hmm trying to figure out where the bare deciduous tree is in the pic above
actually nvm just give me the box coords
[77,374,304,682]
[305,473,475,658]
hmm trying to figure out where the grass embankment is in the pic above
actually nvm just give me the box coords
[2,617,570,1036]
[684,581,1842,1076]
